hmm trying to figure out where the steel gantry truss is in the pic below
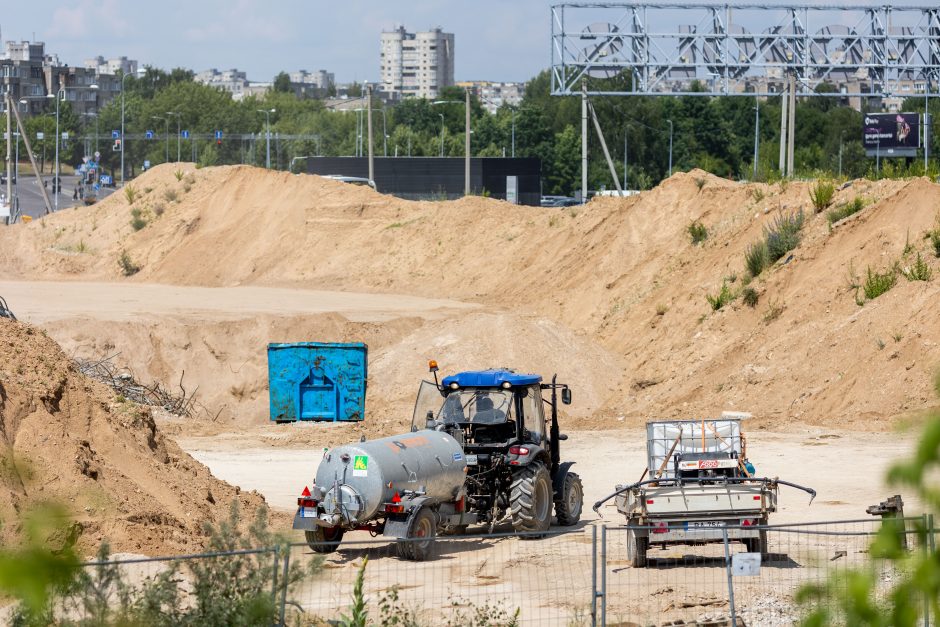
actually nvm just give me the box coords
[551,2,940,97]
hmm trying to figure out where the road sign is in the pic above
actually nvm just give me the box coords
[181,130,190,139]
[214,130,223,139]
[112,130,120,139]
[94,151,101,160]
[36,132,44,140]
[61,132,69,140]
[145,130,154,139]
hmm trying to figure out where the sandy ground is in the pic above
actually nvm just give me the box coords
[0,280,476,323]
[175,425,920,626]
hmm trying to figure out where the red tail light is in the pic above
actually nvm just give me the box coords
[646,499,655,505]
[297,497,318,508]
[509,446,530,456]
[753,495,761,500]
[385,504,405,514]
[652,522,668,534]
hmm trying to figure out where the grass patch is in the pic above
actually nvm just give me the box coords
[706,282,735,311]
[129,207,148,231]
[164,188,179,202]
[687,220,708,245]
[742,286,759,308]
[930,228,940,258]
[765,210,805,263]
[123,185,139,204]
[694,177,706,191]
[826,196,866,226]
[655,303,668,316]
[902,252,932,282]
[863,264,898,300]
[762,298,784,323]
[750,187,765,203]
[809,180,835,213]
[118,250,140,276]
[744,241,770,278]
[153,201,166,217]
[174,169,184,181]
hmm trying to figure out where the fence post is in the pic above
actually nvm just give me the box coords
[591,525,598,627]
[722,527,737,627]
[601,525,607,627]
[271,545,280,613]
[278,546,292,626]
[924,514,933,627]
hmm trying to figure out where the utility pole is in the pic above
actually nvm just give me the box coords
[622,128,628,190]
[464,87,470,196]
[667,119,674,177]
[787,73,796,177]
[367,85,374,183]
[753,96,760,180]
[4,93,12,218]
[581,80,588,204]
[779,79,788,175]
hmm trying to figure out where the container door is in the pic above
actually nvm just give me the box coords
[299,370,339,421]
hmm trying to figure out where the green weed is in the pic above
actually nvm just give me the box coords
[863,265,898,300]
[742,286,759,308]
[902,252,932,282]
[118,250,140,276]
[744,241,770,277]
[826,197,866,226]
[687,220,708,245]
[123,185,139,204]
[809,180,835,213]
[764,210,804,263]
[706,282,735,311]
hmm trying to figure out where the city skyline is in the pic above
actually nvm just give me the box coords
[1,0,550,84]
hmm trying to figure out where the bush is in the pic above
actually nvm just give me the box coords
[764,210,804,262]
[706,282,735,311]
[173,169,184,182]
[826,197,866,226]
[744,241,770,277]
[863,265,898,300]
[741,286,759,307]
[687,220,708,244]
[902,252,932,282]
[153,202,166,217]
[930,228,940,258]
[809,180,835,212]
[123,185,139,204]
[694,177,706,191]
[118,250,140,276]
[130,207,148,231]
[164,188,179,202]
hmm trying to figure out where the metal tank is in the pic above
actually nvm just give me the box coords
[314,429,466,525]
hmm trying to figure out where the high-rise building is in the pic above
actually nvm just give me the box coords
[380,26,454,99]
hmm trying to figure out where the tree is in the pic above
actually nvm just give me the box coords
[273,72,292,94]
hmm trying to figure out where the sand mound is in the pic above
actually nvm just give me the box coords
[2,165,939,431]
[0,318,268,554]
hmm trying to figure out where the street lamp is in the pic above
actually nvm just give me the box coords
[120,69,145,187]
[54,84,98,211]
[438,113,445,157]
[432,93,471,195]
[167,112,181,162]
[667,119,674,177]
[752,96,759,180]
[152,116,169,163]
[257,108,275,168]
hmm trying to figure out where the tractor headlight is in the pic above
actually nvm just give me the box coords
[501,382,511,389]
[449,382,459,390]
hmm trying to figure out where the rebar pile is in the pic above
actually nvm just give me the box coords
[75,353,200,418]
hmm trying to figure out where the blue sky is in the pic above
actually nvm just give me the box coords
[2,1,552,83]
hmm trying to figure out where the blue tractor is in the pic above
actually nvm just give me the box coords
[413,363,583,534]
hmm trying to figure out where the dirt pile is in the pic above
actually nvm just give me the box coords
[2,165,939,430]
[0,318,269,554]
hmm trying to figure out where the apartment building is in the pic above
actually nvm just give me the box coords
[380,26,454,99]
[456,81,525,113]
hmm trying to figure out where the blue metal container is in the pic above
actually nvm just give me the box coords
[267,342,368,422]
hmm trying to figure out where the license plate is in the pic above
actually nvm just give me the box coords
[686,521,725,529]
[465,454,478,465]
[300,508,318,519]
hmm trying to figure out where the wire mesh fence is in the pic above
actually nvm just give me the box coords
[60,517,934,626]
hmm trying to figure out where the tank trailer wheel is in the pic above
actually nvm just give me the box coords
[397,508,437,561]
[626,528,648,568]
[305,526,345,554]
[554,471,583,526]
[510,462,553,535]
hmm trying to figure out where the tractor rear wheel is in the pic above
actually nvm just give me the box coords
[305,526,344,554]
[396,507,437,561]
[510,462,553,535]
[626,528,648,568]
[554,471,583,526]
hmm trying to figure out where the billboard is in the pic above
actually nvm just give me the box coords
[863,113,920,157]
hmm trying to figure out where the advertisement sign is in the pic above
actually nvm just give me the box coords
[863,113,920,157]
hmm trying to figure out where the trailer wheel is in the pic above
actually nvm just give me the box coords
[397,508,437,561]
[626,528,648,568]
[510,462,553,535]
[745,530,769,560]
[554,471,583,526]
[305,526,344,554]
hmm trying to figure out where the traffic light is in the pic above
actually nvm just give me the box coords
[112,139,122,152]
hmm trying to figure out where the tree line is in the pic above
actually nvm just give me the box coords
[3,67,938,194]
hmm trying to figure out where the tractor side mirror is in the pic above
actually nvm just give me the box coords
[557,433,568,441]
[425,410,437,430]
[561,388,572,405]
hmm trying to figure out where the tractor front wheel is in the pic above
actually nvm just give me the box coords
[554,471,583,526]
[510,462,553,535]
[397,508,437,561]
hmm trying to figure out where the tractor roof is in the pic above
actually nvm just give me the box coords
[441,369,542,388]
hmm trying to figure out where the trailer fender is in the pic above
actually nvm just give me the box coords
[552,461,577,499]
[383,496,436,538]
